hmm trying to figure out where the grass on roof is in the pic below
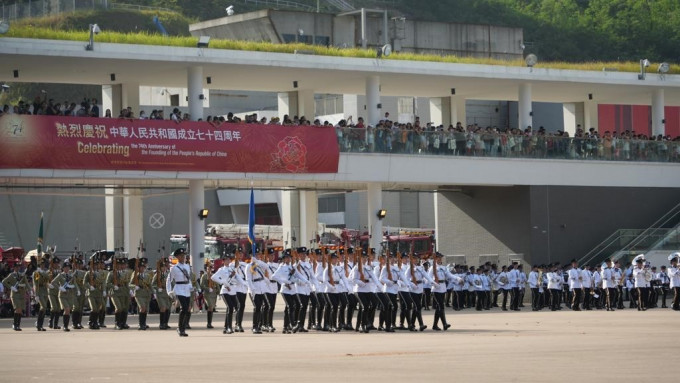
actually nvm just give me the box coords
[4,26,678,74]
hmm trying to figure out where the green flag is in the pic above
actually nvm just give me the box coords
[37,212,44,255]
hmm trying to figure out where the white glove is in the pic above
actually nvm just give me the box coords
[77,291,81,297]
[59,286,67,292]
[129,290,134,297]
[48,284,54,289]
[168,292,175,299]
[135,286,140,291]
[114,286,119,291]
[209,288,213,293]
[157,288,163,293]
[103,291,107,297]
[89,286,95,291]
[11,287,18,292]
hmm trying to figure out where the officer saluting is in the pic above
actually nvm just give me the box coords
[165,249,192,337]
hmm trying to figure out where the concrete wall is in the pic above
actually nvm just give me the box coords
[343,191,435,230]
[436,186,531,262]
[436,185,680,266]
[189,10,523,59]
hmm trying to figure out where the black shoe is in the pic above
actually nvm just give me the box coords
[223,327,234,334]
[443,324,451,331]
[207,324,214,329]
[419,325,428,332]
[185,325,192,330]
[385,327,395,333]
[378,326,385,332]
[177,329,188,337]
[396,325,406,330]
[432,326,441,331]
[502,308,508,311]
[63,327,70,332]
[298,328,308,333]
[409,326,417,332]
[252,328,262,334]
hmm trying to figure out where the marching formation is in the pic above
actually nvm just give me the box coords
[3,248,680,336]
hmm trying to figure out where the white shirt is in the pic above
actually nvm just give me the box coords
[403,265,435,294]
[245,258,270,295]
[668,266,680,288]
[323,264,350,293]
[272,263,307,295]
[166,262,192,297]
[379,264,402,295]
[547,272,562,290]
[429,264,457,293]
[601,267,616,289]
[527,271,539,288]
[632,267,647,288]
[295,261,315,295]
[211,263,246,295]
[567,268,582,290]
[581,269,592,289]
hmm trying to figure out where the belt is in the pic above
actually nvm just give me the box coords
[175,281,189,285]
[416,280,423,284]
[253,278,264,282]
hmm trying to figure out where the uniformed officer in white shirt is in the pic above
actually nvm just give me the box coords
[527,265,540,311]
[498,266,511,311]
[580,266,593,310]
[263,248,280,332]
[429,252,458,330]
[547,265,562,311]
[245,248,271,334]
[601,258,617,311]
[397,252,415,329]
[404,252,435,331]
[613,260,625,309]
[379,251,403,332]
[667,253,680,310]
[632,258,649,311]
[272,249,309,334]
[507,264,521,311]
[165,248,192,337]
[211,252,246,334]
[567,259,583,311]
[658,265,670,308]
[294,247,314,333]
[349,249,381,333]
[323,252,350,332]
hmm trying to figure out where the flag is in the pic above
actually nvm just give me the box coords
[37,211,44,255]
[248,188,256,253]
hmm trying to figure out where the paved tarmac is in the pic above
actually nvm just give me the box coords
[1,305,678,383]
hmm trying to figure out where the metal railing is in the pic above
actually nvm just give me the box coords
[335,127,680,163]
[1,0,109,21]
[579,201,680,266]
[242,0,316,12]
[326,0,355,12]
[109,3,175,13]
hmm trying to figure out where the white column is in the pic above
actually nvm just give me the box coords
[652,89,665,137]
[562,103,577,136]
[280,190,300,249]
[433,191,441,253]
[299,191,318,249]
[584,100,598,132]
[518,83,533,131]
[121,83,140,117]
[189,180,205,273]
[367,183,383,251]
[101,84,121,118]
[105,186,119,250]
[360,8,367,49]
[123,189,143,256]
[429,97,451,127]
[365,76,380,126]
[187,66,204,121]
[297,90,315,120]
[450,96,466,126]
[277,91,298,121]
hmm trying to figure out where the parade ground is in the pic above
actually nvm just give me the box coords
[1,305,677,382]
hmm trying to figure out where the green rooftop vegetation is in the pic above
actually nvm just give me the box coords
[4,24,678,75]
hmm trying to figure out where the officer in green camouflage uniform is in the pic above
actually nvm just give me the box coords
[187,262,198,330]
[107,257,132,330]
[71,256,87,330]
[50,261,80,332]
[47,258,62,329]
[130,258,153,330]
[32,258,50,331]
[152,258,171,330]
[200,260,218,329]
[84,254,106,330]
[2,262,29,331]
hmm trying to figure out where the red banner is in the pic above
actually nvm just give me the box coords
[0,115,339,173]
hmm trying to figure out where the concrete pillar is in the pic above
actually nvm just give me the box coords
[367,183,383,251]
[105,186,123,250]
[450,96,466,127]
[360,8,367,49]
[433,191,440,253]
[299,190,318,249]
[584,100,598,132]
[652,89,665,137]
[280,190,300,249]
[365,76,380,126]
[297,90,315,120]
[187,66,204,121]
[278,92,298,121]
[429,97,451,127]
[123,189,143,257]
[121,83,140,117]
[101,85,121,118]
[562,103,577,136]
[188,180,205,273]
[518,83,532,131]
